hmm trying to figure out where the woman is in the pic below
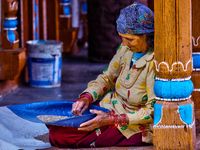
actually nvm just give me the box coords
[48,2,155,148]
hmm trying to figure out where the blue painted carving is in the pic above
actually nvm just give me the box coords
[3,18,18,45]
[3,19,18,28]
[154,103,163,125]
[33,0,39,40]
[7,30,15,43]
[154,80,193,99]
[193,54,200,69]
[178,104,193,125]
[63,5,70,15]
[82,2,87,13]
[60,0,70,3]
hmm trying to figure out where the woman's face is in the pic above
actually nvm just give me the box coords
[118,32,149,53]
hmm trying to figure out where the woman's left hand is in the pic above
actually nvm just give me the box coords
[78,109,110,131]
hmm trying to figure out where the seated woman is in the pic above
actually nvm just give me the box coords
[48,2,155,148]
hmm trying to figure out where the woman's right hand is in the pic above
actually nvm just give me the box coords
[71,97,90,116]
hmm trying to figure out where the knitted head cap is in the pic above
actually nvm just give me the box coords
[116,2,154,35]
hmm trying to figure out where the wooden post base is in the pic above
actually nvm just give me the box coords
[59,28,79,53]
[153,99,196,149]
[0,48,26,80]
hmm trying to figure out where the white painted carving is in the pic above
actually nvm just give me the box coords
[192,52,200,55]
[154,60,192,72]
[154,108,195,129]
[193,68,200,71]
[10,1,18,10]
[4,17,17,20]
[155,95,191,101]
[59,15,72,18]
[4,27,17,31]
[153,121,194,129]
[156,76,191,81]
[154,125,184,129]
[193,89,200,92]
[192,36,200,47]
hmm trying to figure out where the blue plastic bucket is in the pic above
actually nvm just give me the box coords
[26,40,63,88]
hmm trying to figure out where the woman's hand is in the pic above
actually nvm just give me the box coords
[78,109,110,131]
[71,97,90,116]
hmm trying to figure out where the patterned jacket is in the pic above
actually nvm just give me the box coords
[82,44,156,144]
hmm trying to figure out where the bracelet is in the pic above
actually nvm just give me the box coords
[114,115,119,128]
[119,114,127,127]
[79,93,93,105]
[109,110,116,128]
[108,110,128,128]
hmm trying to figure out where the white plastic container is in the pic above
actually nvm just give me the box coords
[26,40,63,88]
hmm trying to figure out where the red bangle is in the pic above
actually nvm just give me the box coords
[79,93,93,105]
[109,110,115,128]
[119,114,127,127]
[108,111,128,128]
[114,115,119,128]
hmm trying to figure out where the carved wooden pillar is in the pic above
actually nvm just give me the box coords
[19,0,47,47]
[59,0,79,53]
[153,0,196,149]
[59,0,72,30]
[38,0,47,40]
[191,0,200,134]
[32,0,39,40]
[2,0,19,49]
[46,0,59,40]
[0,0,26,80]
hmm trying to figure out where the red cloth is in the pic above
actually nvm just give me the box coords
[48,125,149,148]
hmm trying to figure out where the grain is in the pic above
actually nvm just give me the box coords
[37,115,68,122]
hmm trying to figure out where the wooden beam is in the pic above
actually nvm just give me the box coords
[39,0,47,40]
[191,0,200,134]
[46,0,59,40]
[192,0,200,52]
[1,0,20,49]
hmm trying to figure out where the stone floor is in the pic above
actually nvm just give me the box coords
[0,47,200,149]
